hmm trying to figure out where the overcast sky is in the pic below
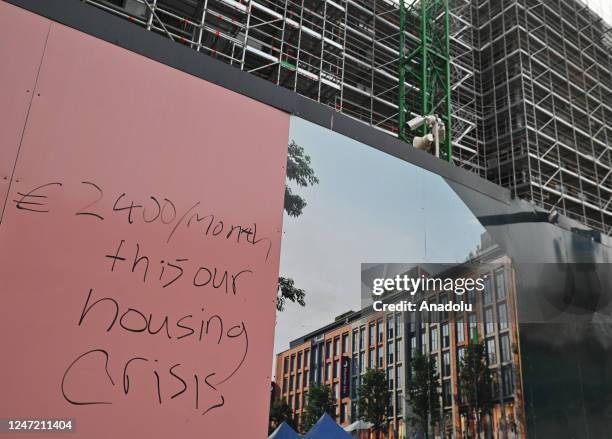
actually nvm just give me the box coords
[589,0,612,25]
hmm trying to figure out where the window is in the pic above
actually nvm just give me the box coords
[297,352,302,369]
[442,323,450,348]
[456,318,465,343]
[495,270,506,300]
[502,365,514,395]
[442,351,451,377]
[440,293,449,320]
[325,363,331,381]
[352,354,358,375]
[334,360,339,379]
[378,319,384,342]
[283,377,288,393]
[297,372,302,389]
[431,354,439,376]
[387,316,395,339]
[443,380,452,406]
[326,341,332,359]
[304,371,309,387]
[343,334,349,353]
[410,335,417,354]
[396,391,403,415]
[289,374,294,391]
[369,349,375,369]
[487,338,496,364]
[430,327,438,351]
[396,340,403,363]
[360,352,365,373]
[284,357,289,375]
[397,313,404,335]
[352,330,358,352]
[305,349,310,367]
[351,377,358,398]
[334,337,340,357]
[483,275,492,305]
[290,355,295,371]
[387,367,394,389]
[369,324,375,347]
[387,342,394,364]
[295,392,301,409]
[485,308,494,335]
[457,347,465,368]
[360,327,366,350]
[420,330,426,354]
[378,347,384,368]
[469,313,478,339]
[396,365,402,388]
[467,290,476,307]
[498,302,508,330]
[340,403,347,423]
[500,334,511,363]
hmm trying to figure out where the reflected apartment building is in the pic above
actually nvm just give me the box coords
[275,239,526,438]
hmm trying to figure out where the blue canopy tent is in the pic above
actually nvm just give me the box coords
[268,421,301,439]
[303,414,352,439]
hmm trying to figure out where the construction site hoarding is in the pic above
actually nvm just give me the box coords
[0,2,289,438]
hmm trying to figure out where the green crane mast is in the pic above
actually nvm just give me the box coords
[398,0,452,162]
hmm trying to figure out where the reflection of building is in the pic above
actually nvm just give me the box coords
[275,239,526,437]
[66,0,611,234]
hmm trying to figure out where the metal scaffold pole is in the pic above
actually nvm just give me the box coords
[399,0,407,142]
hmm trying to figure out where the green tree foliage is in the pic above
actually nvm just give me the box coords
[284,141,319,217]
[276,277,306,312]
[302,384,335,431]
[277,141,319,311]
[269,399,296,434]
[357,368,390,438]
[408,352,441,439]
[459,337,493,436]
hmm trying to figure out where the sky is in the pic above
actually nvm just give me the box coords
[588,0,612,25]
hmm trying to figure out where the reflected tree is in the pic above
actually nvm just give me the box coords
[408,352,441,439]
[302,383,335,431]
[357,368,390,439]
[277,141,319,311]
[269,399,296,434]
[459,336,493,438]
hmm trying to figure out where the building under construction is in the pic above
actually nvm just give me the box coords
[86,0,612,234]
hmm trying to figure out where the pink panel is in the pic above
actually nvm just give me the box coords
[0,2,50,221]
[0,11,288,439]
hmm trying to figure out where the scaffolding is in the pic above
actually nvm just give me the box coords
[82,0,611,234]
[476,0,612,234]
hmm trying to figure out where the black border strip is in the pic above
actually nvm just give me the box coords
[4,0,510,204]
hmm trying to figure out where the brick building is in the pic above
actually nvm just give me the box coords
[275,244,526,438]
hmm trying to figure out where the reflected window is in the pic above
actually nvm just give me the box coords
[485,308,494,335]
[430,327,439,351]
[498,302,508,330]
[487,338,496,364]
[442,323,450,348]
[443,351,451,377]
[500,334,511,363]
[495,269,506,300]
[456,318,465,343]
